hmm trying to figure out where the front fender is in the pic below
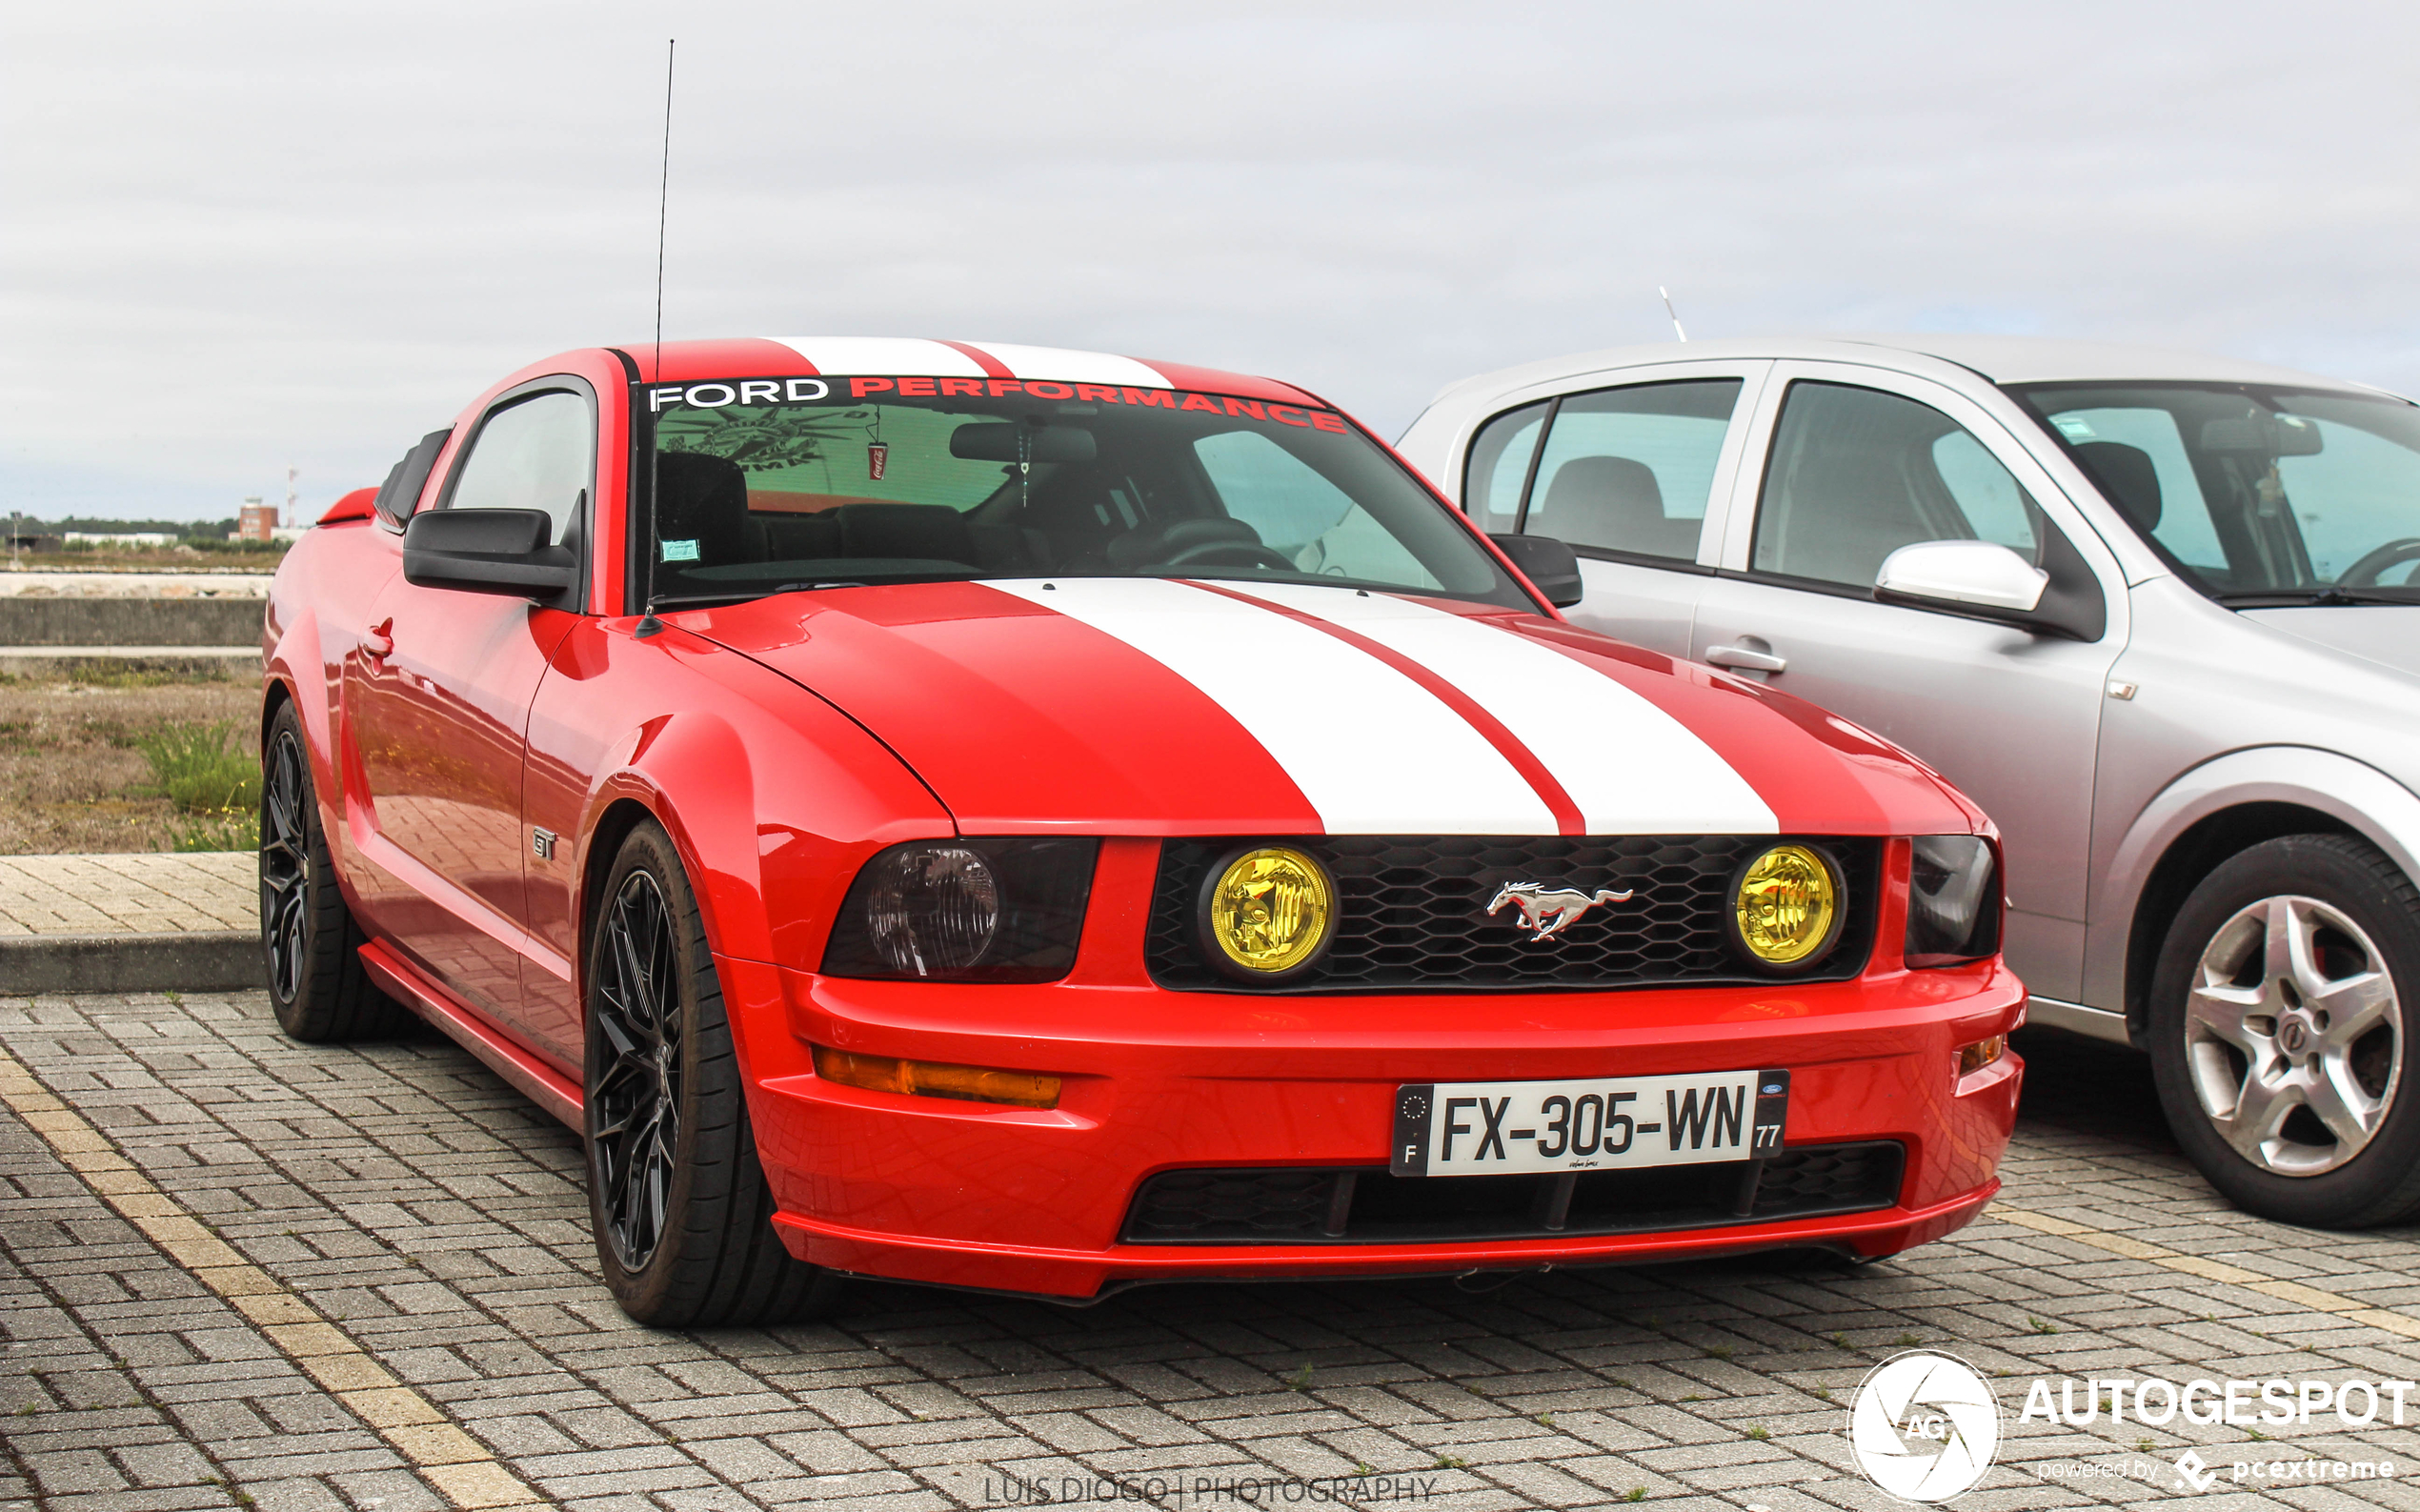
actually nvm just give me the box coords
[2081,745,2420,1013]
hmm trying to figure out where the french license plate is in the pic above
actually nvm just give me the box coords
[1391,1070,1789,1177]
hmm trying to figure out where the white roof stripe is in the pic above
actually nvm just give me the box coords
[1236,582,1779,836]
[987,577,1558,836]
[961,343,1173,389]
[765,336,988,376]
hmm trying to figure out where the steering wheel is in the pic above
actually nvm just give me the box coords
[1157,539,1296,572]
[2335,537,2420,587]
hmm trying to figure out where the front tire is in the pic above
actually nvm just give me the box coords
[584,819,843,1327]
[259,702,411,1042]
[2148,834,2420,1227]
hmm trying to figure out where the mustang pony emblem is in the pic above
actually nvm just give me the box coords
[1484,881,1635,939]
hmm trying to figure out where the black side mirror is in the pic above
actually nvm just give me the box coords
[1489,533,1584,609]
[402,508,578,598]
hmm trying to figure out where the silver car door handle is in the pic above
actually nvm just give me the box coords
[1704,644,1787,674]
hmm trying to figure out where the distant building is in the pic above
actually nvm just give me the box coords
[6,532,62,554]
[236,499,277,543]
[61,531,178,548]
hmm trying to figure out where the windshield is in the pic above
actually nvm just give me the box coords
[634,376,1528,611]
[2011,381,2420,603]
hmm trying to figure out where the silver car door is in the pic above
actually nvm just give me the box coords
[1462,361,1768,657]
[1691,362,2128,999]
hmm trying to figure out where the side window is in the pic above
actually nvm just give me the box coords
[446,391,593,544]
[1522,380,1741,561]
[1195,430,1436,588]
[1462,400,1549,534]
[1754,381,2049,588]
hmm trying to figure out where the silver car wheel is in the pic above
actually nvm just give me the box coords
[2183,894,2402,1177]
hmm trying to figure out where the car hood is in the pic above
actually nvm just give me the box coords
[676,577,1975,837]
[2239,606,2420,680]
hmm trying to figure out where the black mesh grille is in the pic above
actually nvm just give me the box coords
[1146,836,1877,993]
[1121,1141,1906,1245]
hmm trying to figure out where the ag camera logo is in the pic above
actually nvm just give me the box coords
[1849,1350,2002,1502]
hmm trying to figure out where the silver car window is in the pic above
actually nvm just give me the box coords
[1462,401,1549,535]
[1523,381,1742,562]
[1753,380,2047,588]
[2018,383,2420,600]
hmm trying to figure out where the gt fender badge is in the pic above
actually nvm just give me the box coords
[1484,880,1634,940]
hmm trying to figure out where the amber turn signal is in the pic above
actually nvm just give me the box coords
[812,1045,1061,1109]
[1956,1035,2007,1079]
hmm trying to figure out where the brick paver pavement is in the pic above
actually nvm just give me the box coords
[3,993,2419,1511]
[0,856,255,937]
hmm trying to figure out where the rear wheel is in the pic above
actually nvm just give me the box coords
[259,702,411,1042]
[584,819,844,1326]
[2148,834,2420,1227]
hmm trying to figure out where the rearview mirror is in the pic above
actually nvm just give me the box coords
[948,422,1099,463]
[2199,413,2324,456]
[1489,533,1584,609]
[402,508,578,598]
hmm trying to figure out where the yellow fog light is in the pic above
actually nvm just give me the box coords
[1201,845,1336,978]
[1733,843,1843,968]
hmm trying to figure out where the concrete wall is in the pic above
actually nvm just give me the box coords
[0,596,264,647]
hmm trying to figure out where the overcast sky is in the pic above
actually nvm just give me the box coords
[5,1,2415,521]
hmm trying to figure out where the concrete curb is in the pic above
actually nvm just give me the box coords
[0,596,264,647]
[0,931,264,994]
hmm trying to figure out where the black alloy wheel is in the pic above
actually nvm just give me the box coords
[257,702,412,1042]
[591,868,682,1272]
[260,726,312,1004]
[582,820,843,1326]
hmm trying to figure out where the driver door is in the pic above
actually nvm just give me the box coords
[340,383,593,1033]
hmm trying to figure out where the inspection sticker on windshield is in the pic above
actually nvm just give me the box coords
[1392,1070,1788,1177]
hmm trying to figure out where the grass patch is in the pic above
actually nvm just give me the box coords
[132,719,259,849]
[135,720,257,812]
[69,660,233,690]
[168,811,259,852]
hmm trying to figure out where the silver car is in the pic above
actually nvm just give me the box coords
[1400,336,2420,1228]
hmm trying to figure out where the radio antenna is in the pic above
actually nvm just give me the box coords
[636,37,675,638]
[1659,287,1687,343]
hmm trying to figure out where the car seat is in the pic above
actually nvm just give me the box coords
[2073,441,2163,533]
[1529,455,1698,558]
[652,453,761,569]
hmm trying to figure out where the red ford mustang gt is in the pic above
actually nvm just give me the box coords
[261,336,2023,1325]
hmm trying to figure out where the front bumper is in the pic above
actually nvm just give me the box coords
[721,952,2026,1300]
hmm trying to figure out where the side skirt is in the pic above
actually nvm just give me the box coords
[359,940,583,1128]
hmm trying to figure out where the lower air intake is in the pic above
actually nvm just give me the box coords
[1120,1141,1905,1245]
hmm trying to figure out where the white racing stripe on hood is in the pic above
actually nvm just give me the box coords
[1237,582,1780,835]
[766,337,989,376]
[987,578,1558,835]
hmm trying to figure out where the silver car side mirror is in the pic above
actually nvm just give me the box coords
[1875,539,2048,615]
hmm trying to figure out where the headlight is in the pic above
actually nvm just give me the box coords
[1731,842,1845,969]
[1198,845,1336,979]
[821,837,1098,982]
[1906,835,1999,967]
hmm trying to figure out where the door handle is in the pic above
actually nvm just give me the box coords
[1704,642,1786,675]
[365,617,394,659]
